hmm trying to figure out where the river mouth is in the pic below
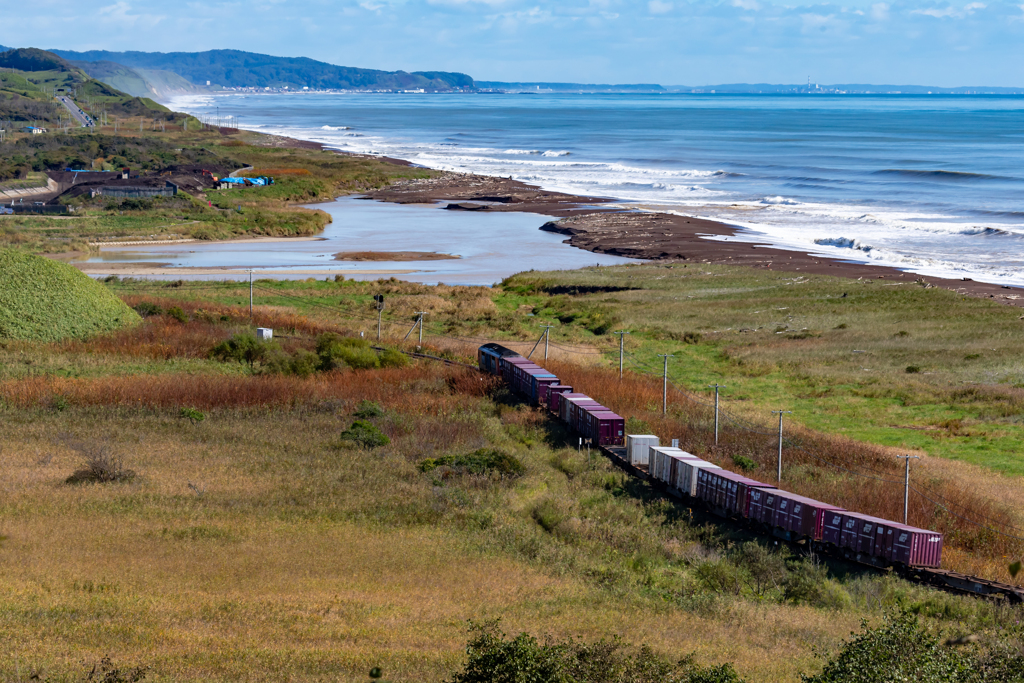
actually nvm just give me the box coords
[78,196,636,285]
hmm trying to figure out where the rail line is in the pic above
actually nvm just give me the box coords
[596,444,1024,604]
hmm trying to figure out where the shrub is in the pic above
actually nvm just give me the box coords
[447,622,743,683]
[353,400,385,419]
[421,449,525,478]
[801,610,973,683]
[316,332,380,370]
[731,454,758,472]
[134,301,163,318]
[784,557,851,610]
[210,333,278,371]
[682,331,702,345]
[63,438,135,484]
[906,365,922,374]
[166,306,189,323]
[180,407,205,425]
[339,419,390,448]
[379,347,409,368]
[694,558,744,595]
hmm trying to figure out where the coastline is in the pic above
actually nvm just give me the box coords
[91,125,1024,305]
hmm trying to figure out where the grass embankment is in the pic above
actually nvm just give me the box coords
[0,249,139,341]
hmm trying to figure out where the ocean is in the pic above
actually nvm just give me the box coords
[172,92,1024,286]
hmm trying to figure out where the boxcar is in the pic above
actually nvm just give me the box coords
[584,410,625,446]
[769,491,844,541]
[891,527,943,568]
[625,434,659,466]
[696,469,775,518]
[547,385,573,413]
[676,459,721,497]
[478,343,520,375]
[556,393,589,423]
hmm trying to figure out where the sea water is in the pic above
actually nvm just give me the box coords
[173,92,1024,286]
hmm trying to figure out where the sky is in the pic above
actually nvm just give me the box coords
[2,0,1024,86]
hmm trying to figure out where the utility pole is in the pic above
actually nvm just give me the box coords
[540,325,553,361]
[248,270,254,318]
[709,384,726,445]
[373,294,385,340]
[615,331,629,379]
[404,312,427,344]
[657,354,675,415]
[896,455,921,524]
[772,410,793,483]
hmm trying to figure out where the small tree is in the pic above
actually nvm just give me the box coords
[211,333,278,372]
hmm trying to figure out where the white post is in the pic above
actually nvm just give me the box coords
[772,410,793,483]
[657,354,675,415]
[897,455,921,524]
[709,384,726,445]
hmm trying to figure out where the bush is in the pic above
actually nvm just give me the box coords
[694,558,744,595]
[785,557,851,610]
[180,407,205,425]
[379,348,409,368]
[166,306,188,323]
[447,622,745,683]
[906,365,922,374]
[420,449,525,478]
[210,333,278,371]
[339,419,390,449]
[134,301,163,318]
[317,332,379,370]
[63,438,135,484]
[731,454,758,472]
[801,610,973,683]
[353,400,385,419]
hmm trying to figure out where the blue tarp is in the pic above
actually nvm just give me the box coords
[220,176,274,186]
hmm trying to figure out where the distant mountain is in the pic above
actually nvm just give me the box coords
[71,60,199,98]
[51,49,474,92]
[477,81,665,93]
[0,47,73,73]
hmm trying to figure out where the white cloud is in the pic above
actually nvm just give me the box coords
[732,0,761,11]
[870,2,889,20]
[648,0,673,14]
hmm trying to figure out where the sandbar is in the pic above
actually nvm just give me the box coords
[333,251,460,262]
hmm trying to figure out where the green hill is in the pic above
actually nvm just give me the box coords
[0,250,140,341]
[51,48,475,91]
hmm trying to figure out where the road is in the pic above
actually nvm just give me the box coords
[57,96,93,128]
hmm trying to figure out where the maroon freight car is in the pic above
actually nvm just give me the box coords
[582,409,625,446]
[547,385,572,413]
[892,526,943,568]
[696,469,775,518]
[770,491,844,541]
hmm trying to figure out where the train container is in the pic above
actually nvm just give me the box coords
[626,435,659,466]
[676,459,721,497]
[821,510,846,546]
[891,527,943,568]
[512,363,545,397]
[583,410,625,446]
[557,393,589,423]
[576,404,608,436]
[566,398,605,434]
[478,343,520,375]
[749,487,773,524]
[696,469,775,518]
[502,357,535,388]
[524,369,558,405]
[666,452,703,490]
[770,491,844,540]
[547,385,573,413]
[650,447,699,484]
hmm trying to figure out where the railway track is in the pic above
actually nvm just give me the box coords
[597,445,1024,604]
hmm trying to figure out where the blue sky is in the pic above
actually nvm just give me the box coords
[2,0,1024,85]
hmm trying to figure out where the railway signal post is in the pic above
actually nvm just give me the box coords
[772,410,792,483]
[709,384,726,445]
[657,354,675,415]
[897,454,921,524]
[373,295,386,340]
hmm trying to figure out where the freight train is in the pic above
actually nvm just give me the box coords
[478,342,944,572]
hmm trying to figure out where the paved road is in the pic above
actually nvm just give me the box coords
[57,96,93,128]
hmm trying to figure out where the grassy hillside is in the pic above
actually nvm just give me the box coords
[0,249,139,341]
[0,297,1021,682]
